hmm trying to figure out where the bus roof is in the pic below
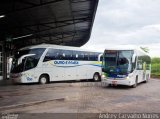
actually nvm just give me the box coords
[104,46,150,57]
[20,44,102,53]
[104,46,137,51]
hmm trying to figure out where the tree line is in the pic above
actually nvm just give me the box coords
[151,57,160,78]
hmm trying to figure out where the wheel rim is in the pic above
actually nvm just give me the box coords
[40,77,47,84]
[94,75,99,81]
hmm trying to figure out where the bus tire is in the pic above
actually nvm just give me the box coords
[132,76,138,88]
[93,73,101,82]
[39,75,49,84]
[108,84,112,87]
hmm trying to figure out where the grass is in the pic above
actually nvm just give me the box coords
[151,73,160,79]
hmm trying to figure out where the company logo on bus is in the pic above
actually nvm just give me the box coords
[117,75,127,78]
[54,60,79,65]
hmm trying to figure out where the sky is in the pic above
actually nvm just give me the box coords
[82,0,160,57]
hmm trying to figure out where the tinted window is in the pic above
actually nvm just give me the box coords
[58,50,65,60]
[24,56,38,71]
[104,51,117,67]
[72,51,89,61]
[11,48,45,73]
[137,55,151,70]
[44,49,74,61]
[72,51,79,60]
[14,48,45,59]
[89,53,95,61]
[84,52,89,60]
[61,50,73,60]
[77,51,84,60]
[44,49,101,61]
[95,53,100,61]
[89,52,100,61]
[43,49,60,61]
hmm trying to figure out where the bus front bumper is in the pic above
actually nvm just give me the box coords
[10,73,22,83]
[102,77,133,86]
[10,73,35,83]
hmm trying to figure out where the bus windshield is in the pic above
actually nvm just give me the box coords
[103,50,134,76]
[11,48,45,73]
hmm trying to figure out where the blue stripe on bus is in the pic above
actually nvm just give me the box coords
[53,64,102,68]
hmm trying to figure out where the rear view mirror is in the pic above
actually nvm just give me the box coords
[18,54,35,65]
[132,54,136,63]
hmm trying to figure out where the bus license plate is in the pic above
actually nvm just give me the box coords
[112,81,117,85]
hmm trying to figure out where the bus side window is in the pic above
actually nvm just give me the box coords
[137,60,143,70]
[95,53,99,61]
[77,51,84,60]
[63,50,72,60]
[132,56,137,71]
[43,49,59,62]
[58,50,64,60]
[146,56,151,70]
[43,49,53,62]
[25,57,37,70]
[84,52,89,61]
[72,51,78,60]
[89,53,95,61]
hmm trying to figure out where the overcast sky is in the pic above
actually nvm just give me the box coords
[82,0,160,57]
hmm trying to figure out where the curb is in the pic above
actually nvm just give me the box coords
[0,98,65,111]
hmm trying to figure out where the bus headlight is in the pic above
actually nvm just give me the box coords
[101,74,106,79]
[126,76,129,80]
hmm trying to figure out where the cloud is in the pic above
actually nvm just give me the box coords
[96,0,160,31]
[82,0,160,57]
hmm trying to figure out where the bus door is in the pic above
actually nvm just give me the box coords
[143,62,147,81]
[20,55,37,82]
[137,60,143,82]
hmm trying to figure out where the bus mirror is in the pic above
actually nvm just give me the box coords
[18,54,36,64]
[102,68,105,72]
[132,54,136,63]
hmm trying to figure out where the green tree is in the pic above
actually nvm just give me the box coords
[151,57,160,78]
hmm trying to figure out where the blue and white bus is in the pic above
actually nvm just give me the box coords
[10,44,102,84]
[101,47,151,88]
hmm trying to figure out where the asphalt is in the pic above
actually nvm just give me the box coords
[0,79,160,119]
[0,79,12,86]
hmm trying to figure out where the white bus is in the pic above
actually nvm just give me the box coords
[101,47,151,88]
[10,44,102,84]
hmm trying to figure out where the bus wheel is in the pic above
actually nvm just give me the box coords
[93,73,100,82]
[144,74,149,83]
[132,77,138,88]
[39,75,49,84]
[108,84,112,87]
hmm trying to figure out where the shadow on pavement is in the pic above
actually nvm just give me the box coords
[3,79,98,86]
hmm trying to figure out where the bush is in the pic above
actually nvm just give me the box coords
[151,58,160,79]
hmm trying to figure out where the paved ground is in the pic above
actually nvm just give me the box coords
[0,79,160,118]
